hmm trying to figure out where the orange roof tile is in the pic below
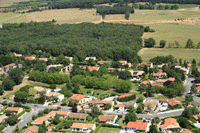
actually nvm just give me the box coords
[23,125,39,133]
[25,56,35,60]
[89,100,112,105]
[71,123,95,130]
[47,111,68,117]
[82,66,100,71]
[70,94,87,101]
[181,129,192,133]
[5,107,21,112]
[122,122,148,131]
[168,77,176,82]
[168,99,182,106]
[160,118,180,130]
[118,94,133,98]
[98,115,117,121]
[196,86,200,90]
[140,81,149,85]
[151,83,163,87]
[145,101,159,108]
[193,114,200,120]
[32,116,51,124]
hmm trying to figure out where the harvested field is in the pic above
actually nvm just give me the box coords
[139,48,200,62]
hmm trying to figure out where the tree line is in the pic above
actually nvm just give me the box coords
[96,6,134,15]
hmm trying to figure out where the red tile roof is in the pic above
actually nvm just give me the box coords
[168,99,182,106]
[195,86,200,90]
[70,94,87,101]
[168,77,176,82]
[25,56,35,60]
[160,118,180,130]
[98,115,117,121]
[89,100,112,105]
[151,83,163,87]
[118,94,133,98]
[140,81,149,85]
[71,123,95,130]
[82,66,100,71]
[193,114,200,120]
[5,107,21,112]
[23,125,39,133]
[122,122,148,131]
[97,61,112,65]
[181,129,192,133]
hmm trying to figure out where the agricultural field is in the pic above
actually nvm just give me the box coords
[0,0,31,7]
[142,23,200,46]
[138,48,200,62]
[97,127,121,133]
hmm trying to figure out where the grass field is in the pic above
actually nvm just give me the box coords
[0,0,31,7]
[138,48,200,62]
[142,23,200,46]
[97,127,120,133]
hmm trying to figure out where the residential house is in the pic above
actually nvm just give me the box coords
[61,64,73,72]
[168,99,182,107]
[175,66,189,74]
[195,86,200,93]
[151,72,167,79]
[128,70,144,79]
[71,123,96,132]
[39,58,48,62]
[144,100,159,111]
[85,57,96,61]
[107,68,125,72]
[23,125,39,133]
[31,116,51,126]
[25,56,36,61]
[34,86,51,94]
[82,66,100,71]
[120,122,151,133]
[193,114,200,122]
[158,63,165,70]
[13,53,22,57]
[47,126,55,132]
[46,92,64,101]
[70,94,91,104]
[46,64,63,71]
[115,94,134,101]
[140,81,150,87]
[67,113,87,121]
[97,61,112,66]
[88,100,114,108]
[187,63,192,69]
[151,83,163,87]
[119,60,131,67]
[47,111,69,119]
[0,115,8,124]
[98,115,118,124]
[5,107,23,115]
[181,129,192,133]
[160,118,181,132]
[114,102,137,111]
[9,95,15,100]
[154,79,168,85]
[65,56,73,62]
[138,62,153,69]
[160,99,168,104]
[2,63,22,73]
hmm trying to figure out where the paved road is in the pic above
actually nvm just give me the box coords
[184,76,195,95]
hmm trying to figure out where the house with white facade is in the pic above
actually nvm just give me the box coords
[98,115,118,124]
[120,122,150,133]
[71,123,96,133]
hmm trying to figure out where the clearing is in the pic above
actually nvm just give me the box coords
[97,127,121,133]
[138,48,200,62]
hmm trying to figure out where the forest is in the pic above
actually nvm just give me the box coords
[0,21,144,63]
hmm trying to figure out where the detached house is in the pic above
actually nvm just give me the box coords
[98,115,118,124]
[85,57,97,61]
[47,111,69,119]
[195,86,200,93]
[120,122,150,133]
[160,118,181,132]
[119,60,132,67]
[88,100,113,108]
[151,72,167,79]
[140,81,150,87]
[144,101,159,111]
[114,102,137,111]
[128,70,144,79]
[82,66,100,71]
[181,129,192,133]
[39,58,48,62]
[70,94,91,104]
[5,107,23,115]
[2,63,22,73]
[71,123,96,133]
[34,86,51,94]
[25,56,36,61]
[13,53,22,57]
[67,113,87,121]
[168,99,182,107]
[62,64,73,72]
[65,56,73,62]
[0,115,8,124]
[31,116,51,126]
[138,62,153,69]
[23,125,39,133]
[46,92,64,101]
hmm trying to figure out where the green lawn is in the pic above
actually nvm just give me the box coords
[97,127,121,133]
[139,48,200,62]
[142,23,200,47]
[155,4,199,9]
[116,118,125,126]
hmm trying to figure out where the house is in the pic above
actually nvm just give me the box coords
[138,62,153,68]
[5,107,23,115]
[82,66,100,71]
[120,122,150,133]
[144,101,159,111]
[2,63,22,73]
[187,63,192,69]
[46,92,64,101]
[71,123,96,132]
[151,83,163,87]
[39,58,48,62]
[47,126,55,132]
[47,111,69,119]
[34,86,51,94]
[61,64,73,72]
[193,114,200,121]
[97,61,112,66]
[151,72,167,79]
[23,125,39,133]
[158,64,165,70]
[107,68,125,72]
[160,99,168,104]
[46,64,63,71]
[88,100,113,108]
[128,70,144,79]
[85,57,96,61]
[13,53,22,57]
[0,115,8,124]
[115,94,134,101]
[31,116,51,126]
[67,113,87,121]
[154,79,168,85]
[114,102,137,111]
[9,95,15,100]
[98,115,118,124]
[160,118,180,132]
[168,99,182,107]
[65,56,73,62]
[195,86,200,93]
[140,81,150,86]
[70,94,91,104]
[25,56,36,61]
[119,61,131,67]
[181,129,192,133]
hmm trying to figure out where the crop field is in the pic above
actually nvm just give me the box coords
[142,23,200,47]
[138,48,200,62]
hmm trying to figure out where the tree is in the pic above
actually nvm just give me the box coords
[73,83,80,93]
[186,38,195,48]
[5,115,18,125]
[175,41,180,48]
[144,26,150,32]
[38,122,47,133]
[143,65,148,74]
[86,115,93,121]
[2,76,15,90]
[147,104,152,112]
[9,68,24,85]
[124,112,137,123]
[13,125,22,133]
[15,91,29,102]
[144,38,156,47]
[52,113,60,125]
[127,106,135,113]
[105,104,111,110]
[149,118,160,133]
[185,95,193,102]
[125,12,130,20]
[62,97,69,106]
[72,106,77,112]
[197,41,200,48]
[68,99,78,107]
[29,88,37,96]
[91,104,100,118]
[160,40,166,48]
[136,104,143,113]
[102,14,106,20]
[136,96,144,103]
[5,110,13,116]
[0,84,4,95]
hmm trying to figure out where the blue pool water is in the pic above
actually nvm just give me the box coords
[195,124,200,128]
[161,107,167,111]
[104,96,117,101]
[113,124,120,126]
[54,88,61,92]
[88,96,96,100]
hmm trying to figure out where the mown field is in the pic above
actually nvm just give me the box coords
[97,127,121,133]
[0,0,31,7]
[138,48,200,62]
[142,23,200,47]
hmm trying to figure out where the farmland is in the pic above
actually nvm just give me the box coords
[138,48,200,62]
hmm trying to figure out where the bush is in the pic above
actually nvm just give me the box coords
[0,125,5,131]
[16,110,26,118]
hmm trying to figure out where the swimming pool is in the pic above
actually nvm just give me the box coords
[54,88,61,92]
[88,96,96,100]
[104,96,117,101]
[194,124,200,128]
[160,107,167,111]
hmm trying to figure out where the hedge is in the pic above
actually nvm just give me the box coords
[92,124,101,133]
[16,110,26,118]
[119,94,136,102]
